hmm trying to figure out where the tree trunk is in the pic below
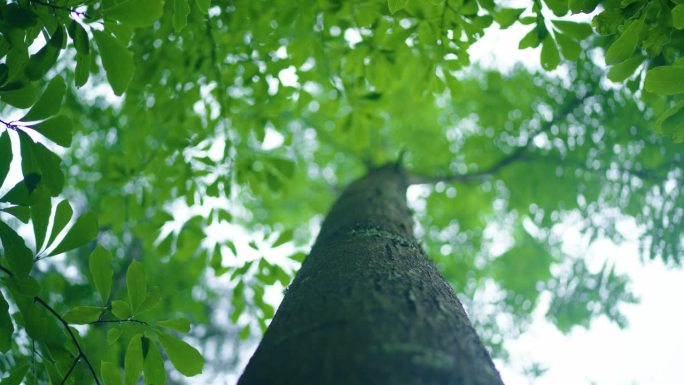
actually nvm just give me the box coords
[238,164,504,385]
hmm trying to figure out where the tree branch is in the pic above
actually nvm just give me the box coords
[407,92,590,185]
[33,297,102,385]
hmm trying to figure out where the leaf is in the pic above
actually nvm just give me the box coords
[30,193,51,251]
[272,229,293,247]
[0,363,28,385]
[137,286,161,314]
[62,306,105,324]
[25,26,64,80]
[196,0,211,14]
[49,211,98,256]
[0,82,37,108]
[157,318,191,333]
[21,76,66,121]
[568,0,599,14]
[18,133,64,196]
[46,200,73,248]
[0,291,13,353]
[0,132,11,188]
[144,342,166,385]
[607,55,642,82]
[127,261,147,312]
[1,206,30,223]
[551,20,593,40]
[93,30,134,96]
[173,0,191,32]
[0,176,39,206]
[673,5,684,30]
[101,361,123,385]
[494,8,525,29]
[0,221,33,276]
[125,334,144,385]
[112,300,132,319]
[90,246,113,304]
[519,27,540,49]
[656,101,684,142]
[644,66,684,95]
[75,51,90,87]
[555,31,581,61]
[388,0,409,14]
[68,20,90,54]
[540,36,561,70]
[107,327,123,345]
[5,4,37,28]
[605,18,643,65]
[157,331,204,376]
[103,0,164,27]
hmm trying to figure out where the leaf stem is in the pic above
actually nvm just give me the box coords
[0,264,13,277]
[33,297,102,385]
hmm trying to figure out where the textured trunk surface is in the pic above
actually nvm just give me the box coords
[238,165,504,385]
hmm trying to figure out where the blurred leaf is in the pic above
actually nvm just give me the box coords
[93,30,134,95]
[90,246,114,304]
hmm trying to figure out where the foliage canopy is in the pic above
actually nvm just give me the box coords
[0,0,683,383]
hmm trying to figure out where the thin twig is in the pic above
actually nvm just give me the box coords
[33,297,102,385]
[59,354,82,385]
[91,318,149,326]
[408,92,590,185]
[30,0,89,18]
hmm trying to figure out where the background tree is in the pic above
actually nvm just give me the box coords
[0,0,682,384]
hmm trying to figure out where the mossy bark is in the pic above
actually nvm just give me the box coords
[238,165,504,385]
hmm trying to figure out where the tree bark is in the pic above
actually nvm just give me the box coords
[238,164,504,385]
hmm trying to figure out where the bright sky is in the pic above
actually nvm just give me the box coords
[468,21,684,385]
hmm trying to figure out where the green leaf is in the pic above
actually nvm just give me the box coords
[30,193,51,251]
[112,300,132,319]
[68,20,90,54]
[101,361,123,385]
[125,334,144,385]
[272,229,293,247]
[90,246,114,304]
[31,114,73,146]
[0,291,13,353]
[93,30,134,96]
[62,306,105,324]
[75,51,90,87]
[127,261,147,312]
[0,82,37,108]
[656,101,684,142]
[0,176,39,206]
[46,200,73,247]
[0,221,33,276]
[173,0,191,32]
[388,0,409,14]
[19,134,64,196]
[673,5,684,30]
[607,55,642,82]
[0,363,28,385]
[144,342,166,385]
[49,211,98,256]
[555,31,581,61]
[0,206,30,223]
[25,26,64,80]
[195,0,211,14]
[21,76,66,121]
[137,286,161,314]
[4,4,37,28]
[494,8,525,29]
[605,18,643,65]
[107,327,123,345]
[157,318,191,333]
[0,132,11,188]
[157,331,204,376]
[644,66,684,95]
[540,36,561,70]
[519,27,540,49]
[568,0,599,14]
[551,20,593,40]
[103,0,165,27]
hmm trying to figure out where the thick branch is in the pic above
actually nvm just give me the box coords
[33,297,102,385]
[408,92,589,185]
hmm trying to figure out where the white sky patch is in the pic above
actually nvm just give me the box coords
[278,66,299,87]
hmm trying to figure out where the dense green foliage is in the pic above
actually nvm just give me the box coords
[0,0,682,383]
